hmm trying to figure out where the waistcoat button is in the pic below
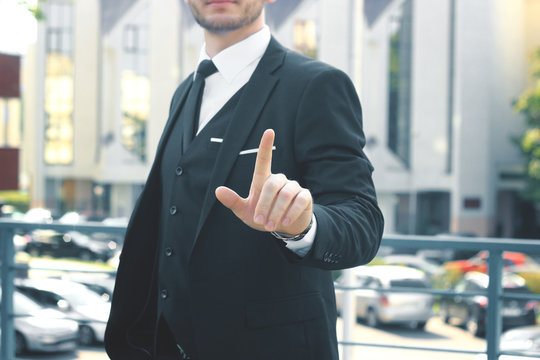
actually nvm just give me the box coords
[175,167,183,176]
[165,247,173,256]
[160,289,168,299]
[169,206,177,215]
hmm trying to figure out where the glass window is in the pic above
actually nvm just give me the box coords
[44,1,74,165]
[0,98,22,147]
[387,0,413,167]
[120,8,150,162]
[294,19,318,59]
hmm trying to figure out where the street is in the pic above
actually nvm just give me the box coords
[15,317,485,360]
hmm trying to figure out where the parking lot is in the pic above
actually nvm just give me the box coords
[3,227,539,360]
[14,317,486,360]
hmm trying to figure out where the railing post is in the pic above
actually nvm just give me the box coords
[341,268,356,360]
[486,249,503,360]
[1,227,16,360]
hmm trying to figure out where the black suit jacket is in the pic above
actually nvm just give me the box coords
[105,38,384,360]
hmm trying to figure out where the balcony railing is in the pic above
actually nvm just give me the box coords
[1,218,540,360]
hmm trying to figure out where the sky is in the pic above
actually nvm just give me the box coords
[0,0,38,55]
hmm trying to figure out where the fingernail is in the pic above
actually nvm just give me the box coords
[282,217,290,226]
[266,221,275,231]
[255,215,265,224]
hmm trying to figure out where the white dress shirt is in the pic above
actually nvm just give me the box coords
[194,25,316,257]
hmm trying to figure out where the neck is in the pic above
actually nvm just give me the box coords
[204,17,264,57]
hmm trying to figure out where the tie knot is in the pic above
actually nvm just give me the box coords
[196,60,218,80]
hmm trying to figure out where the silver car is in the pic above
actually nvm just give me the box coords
[15,278,111,346]
[335,265,435,329]
[0,290,78,356]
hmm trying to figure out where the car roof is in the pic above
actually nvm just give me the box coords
[352,265,427,281]
[16,278,89,293]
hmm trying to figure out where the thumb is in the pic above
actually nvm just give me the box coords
[215,186,246,215]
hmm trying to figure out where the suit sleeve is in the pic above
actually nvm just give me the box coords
[293,68,384,269]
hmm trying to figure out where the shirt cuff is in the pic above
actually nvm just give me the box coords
[283,214,317,258]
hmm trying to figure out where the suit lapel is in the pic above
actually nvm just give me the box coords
[127,77,192,230]
[192,38,287,248]
[155,78,193,160]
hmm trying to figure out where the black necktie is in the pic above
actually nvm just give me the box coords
[182,59,218,152]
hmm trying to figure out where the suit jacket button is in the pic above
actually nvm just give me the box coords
[160,289,168,299]
[175,167,183,176]
[169,206,177,215]
[165,247,173,256]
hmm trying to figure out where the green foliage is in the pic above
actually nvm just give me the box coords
[516,271,540,294]
[432,265,464,289]
[18,0,46,21]
[0,191,30,212]
[513,47,540,201]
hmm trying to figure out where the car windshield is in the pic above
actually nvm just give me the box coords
[389,279,430,288]
[54,285,105,306]
[14,292,42,315]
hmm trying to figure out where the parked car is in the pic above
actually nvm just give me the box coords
[440,272,537,337]
[15,278,111,345]
[474,325,540,360]
[89,216,129,248]
[0,289,78,356]
[66,275,115,302]
[445,251,530,274]
[381,254,444,278]
[24,229,117,261]
[58,211,88,224]
[13,233,30,253]
[22,208,53,223]
[335,265,435,330]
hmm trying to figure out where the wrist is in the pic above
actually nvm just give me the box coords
[271,218,313,241]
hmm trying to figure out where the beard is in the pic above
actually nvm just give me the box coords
[187,1,266,33]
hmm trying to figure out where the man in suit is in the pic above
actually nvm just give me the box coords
[105,0,384,359]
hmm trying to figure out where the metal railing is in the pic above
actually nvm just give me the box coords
[339,234,540,360]
[1,219,540,360]
[0,219,125,360]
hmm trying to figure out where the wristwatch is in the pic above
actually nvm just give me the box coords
[270,218,313,241]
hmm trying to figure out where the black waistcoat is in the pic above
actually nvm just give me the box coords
[157,86,245,353]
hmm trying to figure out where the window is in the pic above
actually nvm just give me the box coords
[0,98,21,147]
[294,19,318,59]
[44,1,74,165]
[387,0,413,167]
[120,12,150,162]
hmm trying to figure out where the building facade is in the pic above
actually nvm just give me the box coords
[23,0,360,218]
[363,0,540,237]
[22,0,540,237]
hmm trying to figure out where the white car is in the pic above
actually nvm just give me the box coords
[15,278,111,345]
[0,290,78,356]
[22,208,53,223]
[335,265,434,329]
[474,325,540,360]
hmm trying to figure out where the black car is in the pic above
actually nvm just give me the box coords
[440,272,537,337]
[24,230,117,262]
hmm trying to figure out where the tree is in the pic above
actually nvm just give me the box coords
[18,0,46,21]
[514,47,540,202]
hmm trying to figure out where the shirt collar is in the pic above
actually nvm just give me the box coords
[196,25,271,83]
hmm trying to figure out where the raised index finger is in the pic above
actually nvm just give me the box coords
[251,129,275,191]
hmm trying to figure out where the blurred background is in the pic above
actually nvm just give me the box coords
[1,0,540,359]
